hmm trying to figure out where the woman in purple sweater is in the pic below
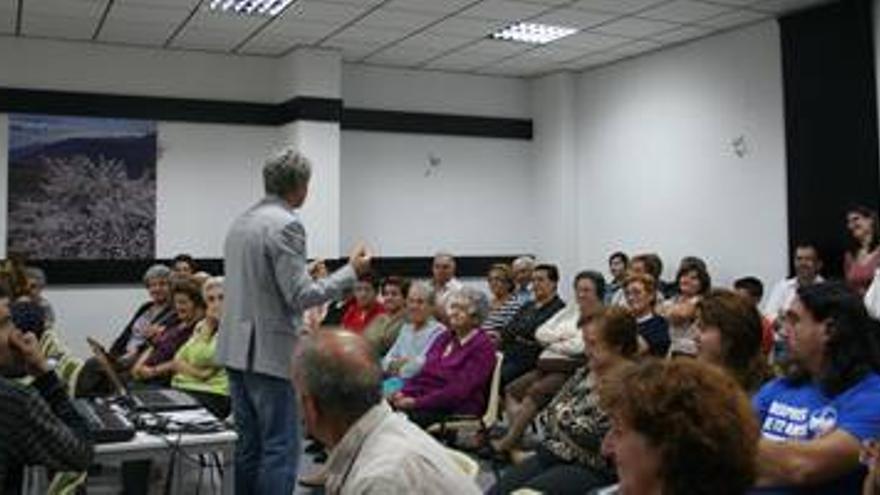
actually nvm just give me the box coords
[391,288,496,427]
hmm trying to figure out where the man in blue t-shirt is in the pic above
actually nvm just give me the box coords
[752,281,880,494]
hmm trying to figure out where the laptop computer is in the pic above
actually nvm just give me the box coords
[87,337,201,413]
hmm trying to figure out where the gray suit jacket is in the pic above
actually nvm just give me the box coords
[217,195,355,379]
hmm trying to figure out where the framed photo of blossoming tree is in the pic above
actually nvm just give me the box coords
[7,114,157,260]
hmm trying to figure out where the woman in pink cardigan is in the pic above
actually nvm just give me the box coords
[844,205,880,296]
[391,288,496,428]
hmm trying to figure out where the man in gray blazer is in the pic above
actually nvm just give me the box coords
[217,148,370,495]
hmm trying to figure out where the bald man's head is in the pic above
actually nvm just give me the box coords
[292,330,382,426]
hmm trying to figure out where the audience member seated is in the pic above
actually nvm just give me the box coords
[489,306,639,494]
[0,256,29,300]
[364,276,409,356]
[483,263,528,336]
[23,267,55,327]
[76,264,179,396]
[864,440,880,495]
[605,251,628,305]
[432,252,463,321]
[0,284,9,320]
[845,205,880,296]
[609,253,664,307]
[303,259,331,334]
[170,276,230,418]
[340,272,386,335]
[131,277,206,385]
[763,244,824,322]
[599,359,759,495]
[391,288,496,428]
[660,260,711,357]
[498,264,566,387]
[112,264,179,363]
[292,329,481,494]
[694,289,773,394]
[668,255,707,297]
[512,256,537,303]
[10,301,47,379]
[752,281,880,493]
[382,282,444,383]
[623,273,670,357]
[171,253,197,276]
[734,276,775,358]
[0,315,93,494]
[490,270,605,457]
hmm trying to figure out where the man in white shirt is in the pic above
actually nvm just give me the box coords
[432,252,463,321]
[292,330,481,495]
[512,256,536,303]
[762,244,824,321]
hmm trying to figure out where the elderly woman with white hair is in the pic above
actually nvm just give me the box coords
[391,287,497,427]
[170,276,230,418]
[109,264,179,362]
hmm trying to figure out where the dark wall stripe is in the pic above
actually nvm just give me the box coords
[0,87,281,125]
[342,108,533,139]
[33,256,527,285]
[0,87,532,139]
[278,96,343,124]
[780,0,880,278]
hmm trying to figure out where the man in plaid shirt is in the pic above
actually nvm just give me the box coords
[0,314,93,494]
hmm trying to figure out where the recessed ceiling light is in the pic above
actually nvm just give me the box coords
[208,0,295,17]
[490,22,578,45]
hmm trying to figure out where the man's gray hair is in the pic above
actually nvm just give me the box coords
[24,267,47,288]
[446,287,490,325]
[408,281,437,306]
[142,264,172,285]
[293,331,382,424]
[512,256,536,270]
[434,251,456,264]
[263,148,312,196]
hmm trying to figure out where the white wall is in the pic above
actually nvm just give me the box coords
[342,64,531,118]
[570,21,788,287]
[156,122,276,257]
[340,130,535,256]
[531,73,580,295]
[339,64,535,259]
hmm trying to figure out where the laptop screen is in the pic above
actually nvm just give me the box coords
[86,337,129,397]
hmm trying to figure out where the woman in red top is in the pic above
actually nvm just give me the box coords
[341,272,386,334]
[844,205,880,296]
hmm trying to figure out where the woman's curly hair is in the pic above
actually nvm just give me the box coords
[600,359,759,495]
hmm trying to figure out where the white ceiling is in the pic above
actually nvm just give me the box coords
[4,0,833,77]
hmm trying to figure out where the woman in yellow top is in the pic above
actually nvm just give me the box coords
[170,276,230,418]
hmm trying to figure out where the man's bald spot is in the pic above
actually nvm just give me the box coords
[310,330,375,373]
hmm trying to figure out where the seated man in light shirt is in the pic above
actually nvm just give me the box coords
[292,329,481,495]
[762,243,823,322]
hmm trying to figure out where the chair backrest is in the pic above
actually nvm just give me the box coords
[445,447,480,479]
[480,352,504,428]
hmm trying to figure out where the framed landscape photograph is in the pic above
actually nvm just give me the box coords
[7,114,158,260]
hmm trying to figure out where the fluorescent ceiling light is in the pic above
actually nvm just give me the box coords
[208,0,295,17]
[490,22,578,45]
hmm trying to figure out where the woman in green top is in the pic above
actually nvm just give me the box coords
[171,276,230,418]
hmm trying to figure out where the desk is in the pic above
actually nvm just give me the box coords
[25,429,237,495]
